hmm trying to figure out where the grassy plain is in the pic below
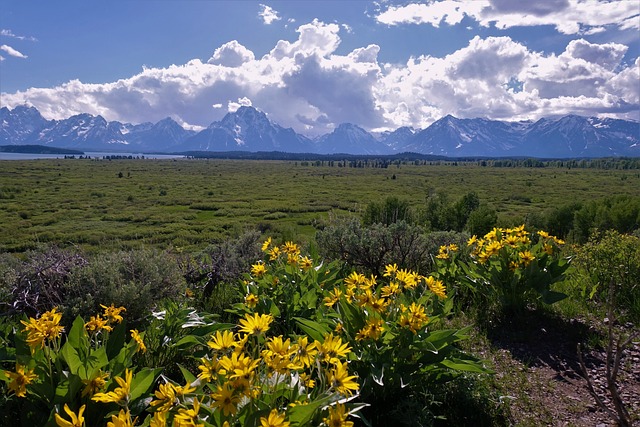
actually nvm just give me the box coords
[0,158,638,252]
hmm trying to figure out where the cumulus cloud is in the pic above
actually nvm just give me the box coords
[376,0,640,35]
[0,44,27,59]
[259,4,281,25]
[1,19,638,135]
[228,96,252,112]
[207,40,255,67]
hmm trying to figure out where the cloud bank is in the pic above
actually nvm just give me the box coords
[2,18,638,135]
[375,0,640,35]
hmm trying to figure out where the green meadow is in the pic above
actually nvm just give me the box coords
[0,158,638,252]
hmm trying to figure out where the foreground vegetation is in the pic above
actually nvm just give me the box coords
[1,158,639,426]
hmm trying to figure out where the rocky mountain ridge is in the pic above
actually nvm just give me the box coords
[1,105,638,157]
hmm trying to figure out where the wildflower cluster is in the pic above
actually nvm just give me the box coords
[1,305,158,427]
[467,226,564,269]
[145,310,358,426]
[20,307,65,352]
[439,225,570,312]
[260,237,313,270]
[85,304,126,334]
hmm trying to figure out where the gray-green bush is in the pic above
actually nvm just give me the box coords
[65,248,186,324]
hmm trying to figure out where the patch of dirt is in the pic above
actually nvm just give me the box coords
[486,312,640,426]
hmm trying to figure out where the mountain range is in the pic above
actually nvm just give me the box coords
[1,105,638,158]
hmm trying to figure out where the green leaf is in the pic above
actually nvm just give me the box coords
[67,316,88,349]
[88,346,109,372]
[439,358,491,374]
[338,299,365,332]
[178,364,197,384]
[288,395,333,426]
[129,368,161,402]
[540,290,568,305]
[172,335,203,350]
[106,320,127,360]
[269,300,281,317]
[60,342,83,376]
[189,322,234,337]
[294,317,330,342]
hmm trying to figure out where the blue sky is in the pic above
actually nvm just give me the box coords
[1,0,638,135]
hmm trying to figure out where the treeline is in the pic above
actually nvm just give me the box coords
[182,150,640,169]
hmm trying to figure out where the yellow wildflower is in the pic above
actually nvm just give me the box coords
[316,333,351,365]
[282,241,300,255]
[355,318,385,341]
[130,329,146,353]
[518,250,535,266]
[21,307,64,351]
[269,246,281,260]
[251,262,267,278]
[425,276,447,299]
[197,357,219,382]
[85,315,113,333]
[150,412,167,427]
[101,304,126,324]
[245,293,259,309]
[150,383,177,413]
[323,403,354,427]
[260,409,290,427]
[211,383,240,416]
[5,364,37,397]
[106,409,135,427]
[208,330,236,353]
[92,369,132,404]
[238,312,273,336]
[323,288,343,307]
[327,361,359,396]
[81,370,108,398]
[174,397,203,427]
[383,263,398,277]
[55,404,86,427]
[300,256,313,270]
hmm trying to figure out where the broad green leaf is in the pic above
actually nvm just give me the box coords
[269,300,281,317]
[338,299,365,332]
[540,290,568,305]
[288,395,333,426]
[67,316,88,349]
[440,358,491,374]
[129,368,161,402]
[60,342,83,376]
[294,317,330,342]
[106,320,127,360]
[178,364,197,384]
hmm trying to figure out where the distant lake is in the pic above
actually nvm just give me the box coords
[0,152,185,160]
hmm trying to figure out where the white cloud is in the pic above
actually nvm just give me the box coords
[377,1,486,27]
[228,97,252,112]
[259,4,281,25]
[269,19,341,60]
[0,29,37,41]
[376,0,640,35]
[207,40,255,67]
[1,21,638,135]
[0,44,27,59]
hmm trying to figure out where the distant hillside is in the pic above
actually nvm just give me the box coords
[0,144,84,155]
